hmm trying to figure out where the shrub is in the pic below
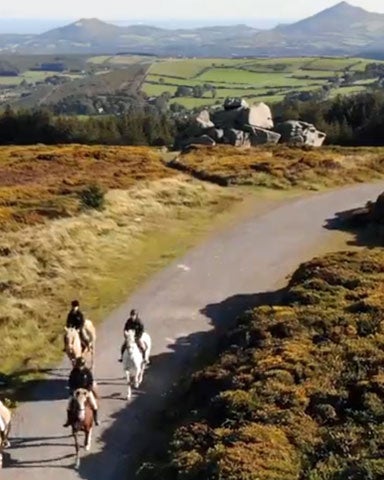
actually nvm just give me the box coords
[79,183,105,210]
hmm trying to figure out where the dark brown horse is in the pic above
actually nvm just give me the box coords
[69,388,95,469]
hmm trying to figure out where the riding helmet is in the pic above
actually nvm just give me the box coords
[71,300,80,307]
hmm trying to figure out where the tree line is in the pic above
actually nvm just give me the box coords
[273,90,384,146]
[0,107,175,146]
[2,90,384,147]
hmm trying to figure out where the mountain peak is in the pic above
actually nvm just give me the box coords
[327,1,365,13]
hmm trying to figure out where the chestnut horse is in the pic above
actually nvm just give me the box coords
[69,388,95,469]
[64,319,96,372]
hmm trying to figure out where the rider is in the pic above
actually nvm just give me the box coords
[63,357,99,427]
[64,300,89,351]
[118,309,146,363]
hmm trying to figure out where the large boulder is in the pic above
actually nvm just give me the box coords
[212,101,274,131]
[211,107,243,130]
[245,103,274,130]
[274,120,326,147]
[181,109,215,138]
[195,110,215,130]
[223,129,251,147]
[224,97,249,110]
[249,126,281,145]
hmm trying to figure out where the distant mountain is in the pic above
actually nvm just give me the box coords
[278,1,384,37]
[2,2,384,57]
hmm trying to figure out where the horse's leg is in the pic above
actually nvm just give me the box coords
[73,430,80,470]
[125,371,131,401]
[4,423,11,448]
[85,427,92,452]
[137,364,145,387]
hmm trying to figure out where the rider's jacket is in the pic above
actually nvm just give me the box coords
[66,308,85,330]
[68,367,93,393]
[124,317,144,338]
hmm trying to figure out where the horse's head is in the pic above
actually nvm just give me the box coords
[73,388,88,422]
[124,329,136,346]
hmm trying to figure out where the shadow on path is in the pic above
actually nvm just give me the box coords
[76,285,286,480]
[324,207,382,248]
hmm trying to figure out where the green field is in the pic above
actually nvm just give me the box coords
[141,56,384,110]
[0,70,82,88]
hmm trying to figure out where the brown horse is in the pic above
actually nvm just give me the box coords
[0,400,11,469]
[69,388,94,469]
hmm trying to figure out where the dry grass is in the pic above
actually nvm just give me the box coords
[0,174,239,397]
[169,145,384,190]
[0,145,175,229]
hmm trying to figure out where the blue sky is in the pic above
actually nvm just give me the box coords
[0,0,383,21]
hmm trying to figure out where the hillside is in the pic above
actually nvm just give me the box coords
[168,146,384,189]
[0,144,239,399]
[2,2,384,57]
[138,247,384,479]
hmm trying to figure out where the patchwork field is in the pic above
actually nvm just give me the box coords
[142,56,383,109]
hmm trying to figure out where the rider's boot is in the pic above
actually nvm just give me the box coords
[0,430,10,448]
[118,344,125,362]
[93,409,100,426]
[63,410,71,428]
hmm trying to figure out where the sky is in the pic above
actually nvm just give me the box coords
[1,0,384,27]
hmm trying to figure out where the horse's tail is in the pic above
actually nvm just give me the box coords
[84,319,96,373]
[84,319,96,345]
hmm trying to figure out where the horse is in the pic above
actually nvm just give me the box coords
[64,319,96,371]
[0,400,11,469]
[69,388,94,470]
[122,329,151,401]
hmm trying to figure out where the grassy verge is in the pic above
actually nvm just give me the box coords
[138,247,384,480]
[169,145,384,190]
[0,175,244,400]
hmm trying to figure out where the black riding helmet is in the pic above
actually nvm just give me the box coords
[71,300,80,308]
[130,309,138,318]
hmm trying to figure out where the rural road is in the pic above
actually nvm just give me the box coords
[3,181,384,479]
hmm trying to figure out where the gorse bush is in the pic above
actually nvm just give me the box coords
[79,184,105,210]
[139,250,384,480]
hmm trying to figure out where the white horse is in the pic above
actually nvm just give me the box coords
[0,400,11,469]
[64,319,96,372]
[122,330,151,401]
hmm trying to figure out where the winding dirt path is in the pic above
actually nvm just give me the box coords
[3,182,383,480]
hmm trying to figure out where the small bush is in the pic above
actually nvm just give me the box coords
[79,184,105,210]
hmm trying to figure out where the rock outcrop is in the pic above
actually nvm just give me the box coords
[273,120,326,147]
[174,97,326,150]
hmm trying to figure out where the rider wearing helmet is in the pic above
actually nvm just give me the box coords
[63,357,99,427]
[64,300,89,351]
[118,309,145,363]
